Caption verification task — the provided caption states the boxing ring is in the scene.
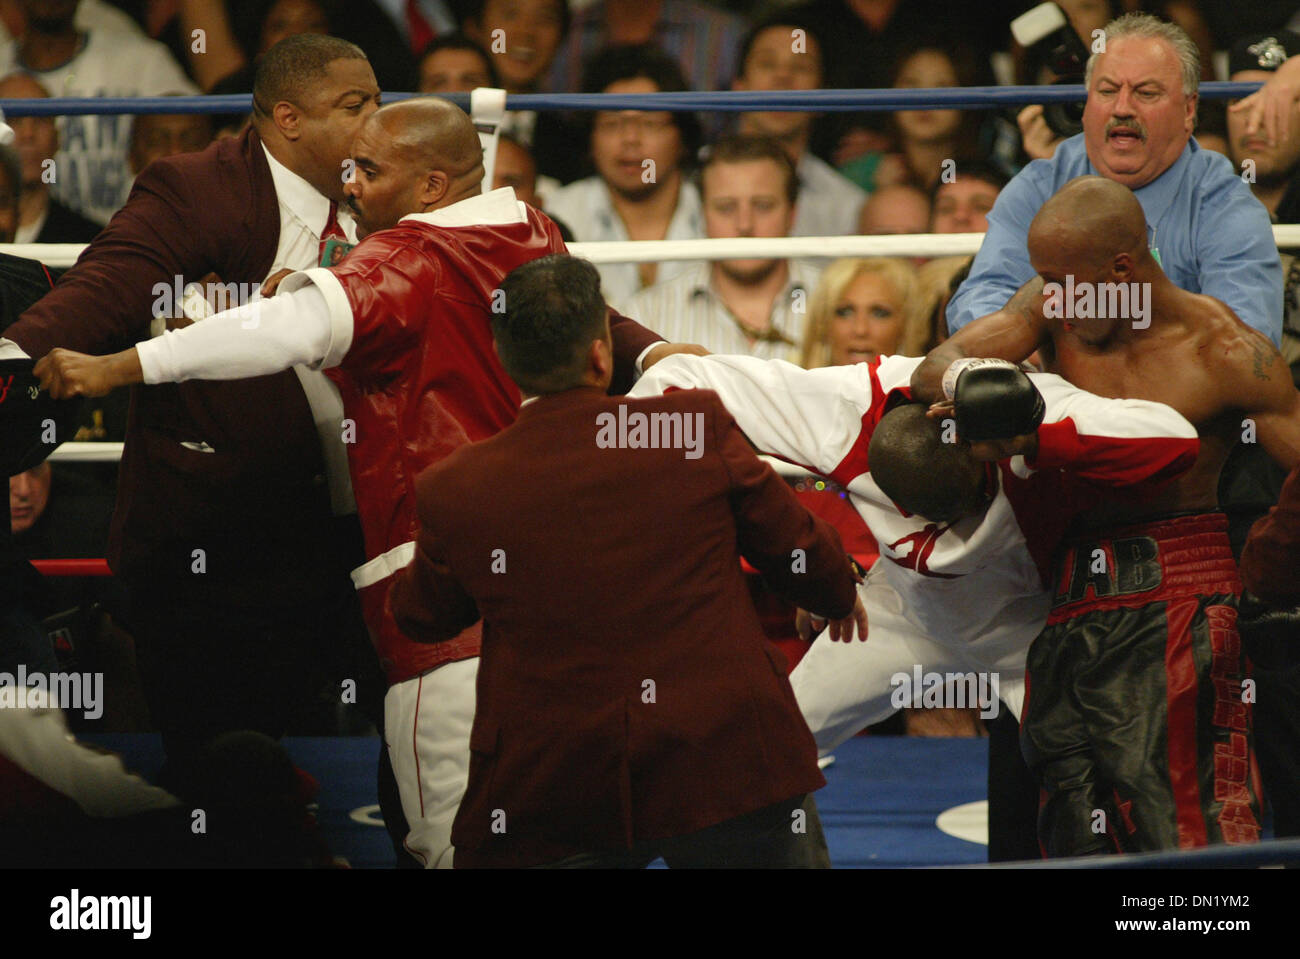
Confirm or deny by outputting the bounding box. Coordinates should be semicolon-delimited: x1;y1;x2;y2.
6;82;1300;868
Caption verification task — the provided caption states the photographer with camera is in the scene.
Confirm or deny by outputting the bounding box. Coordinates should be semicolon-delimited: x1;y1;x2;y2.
949;9;1281;346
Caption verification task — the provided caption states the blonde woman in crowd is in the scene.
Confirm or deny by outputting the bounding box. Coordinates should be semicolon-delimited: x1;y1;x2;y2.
800;257;929;369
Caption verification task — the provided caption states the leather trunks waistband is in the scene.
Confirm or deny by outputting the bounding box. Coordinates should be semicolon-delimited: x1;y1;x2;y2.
1049;512;1241;620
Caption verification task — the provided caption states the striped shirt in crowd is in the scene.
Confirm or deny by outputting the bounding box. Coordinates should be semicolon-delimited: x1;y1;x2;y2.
627;259;823;365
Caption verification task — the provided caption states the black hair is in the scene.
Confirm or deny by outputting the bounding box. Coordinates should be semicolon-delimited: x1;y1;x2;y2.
734;15;826;83
929;159;1009;206
492;255;608;394
418;32;501;88
253;33;367;118
579;43;703;162
867;403;983;522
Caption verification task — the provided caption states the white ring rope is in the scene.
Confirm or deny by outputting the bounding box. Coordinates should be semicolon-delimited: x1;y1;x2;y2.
11;225;1300;267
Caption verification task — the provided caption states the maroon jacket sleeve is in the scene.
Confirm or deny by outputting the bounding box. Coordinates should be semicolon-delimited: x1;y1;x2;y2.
4;161;216;358
1241;462;1300;607
607;308;664;396
713;395;857;619
388;464;482;643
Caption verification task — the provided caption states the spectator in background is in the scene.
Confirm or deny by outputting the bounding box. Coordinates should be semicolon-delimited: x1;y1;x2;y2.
461;0;578;185
799;257;927;369
547;0;748;103
546;44;703;309
417;32;498;92
841;42;996;195
0;73;101;244
787;0;1007;166
128;104;214;176
929;162;1006;234
627;135;818;362
491;132;569;234
0;0;198;225
1228;32;1300;222
731;17;867;237
857;183;930;240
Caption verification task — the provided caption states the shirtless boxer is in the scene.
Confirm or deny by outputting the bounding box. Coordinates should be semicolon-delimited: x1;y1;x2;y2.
31;98;695;868
912;175;1300;855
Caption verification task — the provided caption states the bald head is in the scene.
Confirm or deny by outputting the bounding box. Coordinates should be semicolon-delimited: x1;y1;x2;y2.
369;98;483;176
1029;175;1149;273
345;98;487;238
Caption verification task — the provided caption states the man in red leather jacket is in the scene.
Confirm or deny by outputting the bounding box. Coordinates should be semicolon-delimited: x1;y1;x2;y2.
38;97;694;868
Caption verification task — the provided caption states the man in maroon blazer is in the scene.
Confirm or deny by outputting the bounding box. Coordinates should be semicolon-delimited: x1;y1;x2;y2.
389;254;864;868
0;35;389;777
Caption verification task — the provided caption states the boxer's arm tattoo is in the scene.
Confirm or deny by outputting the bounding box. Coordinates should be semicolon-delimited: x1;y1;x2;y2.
1251;337;1277;381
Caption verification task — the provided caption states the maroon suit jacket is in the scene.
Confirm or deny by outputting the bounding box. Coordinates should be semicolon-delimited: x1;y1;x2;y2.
5;128;663;608
1241;461;1300;607
389;387;857;867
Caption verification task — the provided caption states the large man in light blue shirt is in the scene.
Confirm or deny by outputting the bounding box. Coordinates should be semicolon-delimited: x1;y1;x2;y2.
949;14;1282;345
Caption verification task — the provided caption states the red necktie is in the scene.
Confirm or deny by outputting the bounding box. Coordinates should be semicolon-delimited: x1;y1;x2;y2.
319;201;348;265
406;0;436;56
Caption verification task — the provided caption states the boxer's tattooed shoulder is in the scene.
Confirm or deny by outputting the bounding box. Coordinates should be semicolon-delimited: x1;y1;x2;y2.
1246;329;1277;382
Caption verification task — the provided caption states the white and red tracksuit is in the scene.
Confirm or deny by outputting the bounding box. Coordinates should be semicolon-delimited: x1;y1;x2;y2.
631;354;1199;749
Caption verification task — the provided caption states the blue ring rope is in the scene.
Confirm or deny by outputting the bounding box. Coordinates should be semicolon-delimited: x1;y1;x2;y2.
0;81;1265;117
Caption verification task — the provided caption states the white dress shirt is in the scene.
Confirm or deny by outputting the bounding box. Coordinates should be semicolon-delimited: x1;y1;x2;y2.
257;144;358;516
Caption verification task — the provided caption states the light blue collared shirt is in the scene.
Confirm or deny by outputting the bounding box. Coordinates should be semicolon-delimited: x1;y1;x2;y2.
947;135;1283;345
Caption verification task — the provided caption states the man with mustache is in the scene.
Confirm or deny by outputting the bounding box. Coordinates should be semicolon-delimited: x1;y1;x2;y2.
33;97;690;868
948;13;1281;346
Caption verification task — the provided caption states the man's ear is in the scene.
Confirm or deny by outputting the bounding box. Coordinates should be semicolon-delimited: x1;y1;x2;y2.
592;336;614;382
272;101;301;140
424;168;451;205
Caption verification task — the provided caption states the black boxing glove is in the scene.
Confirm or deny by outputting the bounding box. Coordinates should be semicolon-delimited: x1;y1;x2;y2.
944;358;1046;442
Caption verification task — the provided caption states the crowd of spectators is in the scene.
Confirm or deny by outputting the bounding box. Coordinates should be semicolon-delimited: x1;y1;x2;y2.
7;0;1300;750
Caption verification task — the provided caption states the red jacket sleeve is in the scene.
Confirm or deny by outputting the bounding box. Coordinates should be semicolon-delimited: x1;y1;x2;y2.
1241;461;1300;607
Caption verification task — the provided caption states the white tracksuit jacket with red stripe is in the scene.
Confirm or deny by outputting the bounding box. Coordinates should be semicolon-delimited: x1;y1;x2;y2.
632;354;1199;744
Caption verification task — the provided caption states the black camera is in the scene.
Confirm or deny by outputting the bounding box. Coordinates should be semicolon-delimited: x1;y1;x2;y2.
1012;2;1093;139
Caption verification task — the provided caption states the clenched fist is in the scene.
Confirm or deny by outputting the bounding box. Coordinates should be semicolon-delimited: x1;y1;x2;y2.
34;347;143;399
